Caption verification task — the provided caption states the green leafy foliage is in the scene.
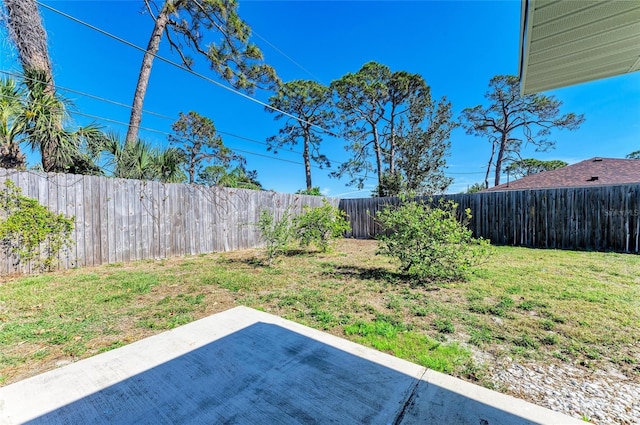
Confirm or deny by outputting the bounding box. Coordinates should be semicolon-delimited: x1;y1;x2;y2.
465;182;486;194
0;180;73;271
169;111;240;184
376;198;491;282
505;158;567;179
293;200;351;252
198;165;262;190
331;61;456;195
295;187;322;196
257;208;293;265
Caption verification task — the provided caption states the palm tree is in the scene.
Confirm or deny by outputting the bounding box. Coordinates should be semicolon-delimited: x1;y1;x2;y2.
21;72;103;174
0;77;27;168
4;0;60;169
155;147;186;183
99;133;185;183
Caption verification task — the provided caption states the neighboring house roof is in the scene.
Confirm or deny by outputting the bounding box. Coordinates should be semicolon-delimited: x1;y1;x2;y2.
519;0;640;95
485;157;640;191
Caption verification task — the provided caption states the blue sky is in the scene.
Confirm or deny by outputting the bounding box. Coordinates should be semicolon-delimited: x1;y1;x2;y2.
1;0;639;197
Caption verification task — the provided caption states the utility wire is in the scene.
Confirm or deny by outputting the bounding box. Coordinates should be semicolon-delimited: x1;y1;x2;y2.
4;5;462;170
34;0;338;138
0;89;377;180
1;79;485;178
189;0;322;81
62;108;361;177
251;30;322;82
2;70;485;176
0;69;363;174
2;2;483;180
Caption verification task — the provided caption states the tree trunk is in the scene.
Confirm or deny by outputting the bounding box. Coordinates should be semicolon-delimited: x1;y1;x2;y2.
494;134;508;186
303;128;312;190
4;0;60;171
372;125;383;187
484;140;496;189
125;1;171;146
4;0;54;94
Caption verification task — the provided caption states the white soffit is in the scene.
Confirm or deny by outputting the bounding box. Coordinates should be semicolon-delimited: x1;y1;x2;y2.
519;0;640;95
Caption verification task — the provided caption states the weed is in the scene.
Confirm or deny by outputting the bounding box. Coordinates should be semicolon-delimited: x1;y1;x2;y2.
513;334;539;349
310;309;337;330
469;327;493;346
386;295;403;312
469;302;490;314
411;305;429;317
434;319;455;334
540;319;556;331
540;333;559;345
489;296;514;317
583;347;602;360
553;350;569;362
98;340;125;353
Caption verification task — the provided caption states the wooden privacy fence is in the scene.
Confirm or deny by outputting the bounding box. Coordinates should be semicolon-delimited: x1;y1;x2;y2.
339;184;640;253
0;169;336;274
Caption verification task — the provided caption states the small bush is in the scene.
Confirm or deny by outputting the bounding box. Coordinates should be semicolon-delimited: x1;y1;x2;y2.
257;208;293;265
293;200;351;252
295;187;322;196
0;180;74;271
376;198;491;282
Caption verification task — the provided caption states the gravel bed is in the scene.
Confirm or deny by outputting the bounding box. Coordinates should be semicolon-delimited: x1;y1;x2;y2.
490;361;640;424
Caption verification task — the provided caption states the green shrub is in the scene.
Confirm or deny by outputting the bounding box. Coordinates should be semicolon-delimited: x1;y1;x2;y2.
257;208;293;265
295;187;322;196
0;180;74;271
293;200;351;252
376;198;491;282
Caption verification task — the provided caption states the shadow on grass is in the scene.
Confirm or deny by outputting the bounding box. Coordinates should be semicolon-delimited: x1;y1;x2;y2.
219;249;327;268
323;265;442;290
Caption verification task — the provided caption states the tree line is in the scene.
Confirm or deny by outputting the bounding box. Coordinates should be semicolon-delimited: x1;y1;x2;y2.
4;0;630;196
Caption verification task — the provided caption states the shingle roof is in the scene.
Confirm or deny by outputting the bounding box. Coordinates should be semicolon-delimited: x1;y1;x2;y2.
485;157;640;192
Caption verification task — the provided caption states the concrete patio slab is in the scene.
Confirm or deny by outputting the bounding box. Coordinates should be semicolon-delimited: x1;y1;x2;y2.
0;306;583;424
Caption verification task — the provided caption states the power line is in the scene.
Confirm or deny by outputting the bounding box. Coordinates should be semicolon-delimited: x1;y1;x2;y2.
3;5;467;175
0;69;357;173
0;89;377;182
251;30;322;82
34;0;338;138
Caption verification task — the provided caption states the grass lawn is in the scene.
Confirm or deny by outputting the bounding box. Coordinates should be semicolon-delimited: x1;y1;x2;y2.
1;239;638;388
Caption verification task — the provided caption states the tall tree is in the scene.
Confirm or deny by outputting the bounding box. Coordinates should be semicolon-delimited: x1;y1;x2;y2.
374;95;456;197
0;77;27;168
505;158;567;179
626;150;640;160
3;0;64;171
331;62;390;188
125;0;279;146
266;80;333;191
460;75;584;187
384;71;430;176
394;98;456;196
2;0;53;93
331;62;433;190
168;111;237;184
